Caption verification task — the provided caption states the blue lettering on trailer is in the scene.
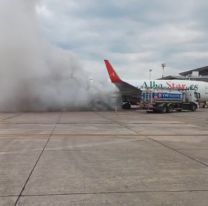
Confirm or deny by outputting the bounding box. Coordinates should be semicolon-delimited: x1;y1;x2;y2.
153;93;182;101
142;91;183;102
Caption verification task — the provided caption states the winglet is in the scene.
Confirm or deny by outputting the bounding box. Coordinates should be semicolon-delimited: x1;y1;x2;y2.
104;60;122;83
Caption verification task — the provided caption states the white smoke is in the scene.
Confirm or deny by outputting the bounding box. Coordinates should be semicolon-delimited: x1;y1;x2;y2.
0;0;118;111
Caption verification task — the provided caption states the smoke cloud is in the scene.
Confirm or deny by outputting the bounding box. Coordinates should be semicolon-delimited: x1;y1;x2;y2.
0;0;118;112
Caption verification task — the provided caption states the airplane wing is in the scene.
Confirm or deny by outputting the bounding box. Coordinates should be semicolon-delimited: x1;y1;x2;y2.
104;60;142;96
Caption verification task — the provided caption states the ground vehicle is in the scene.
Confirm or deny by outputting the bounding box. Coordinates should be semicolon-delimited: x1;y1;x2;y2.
141;89;199;113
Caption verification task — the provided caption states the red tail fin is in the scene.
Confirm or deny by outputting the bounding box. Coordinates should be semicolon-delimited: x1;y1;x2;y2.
104;60;122;83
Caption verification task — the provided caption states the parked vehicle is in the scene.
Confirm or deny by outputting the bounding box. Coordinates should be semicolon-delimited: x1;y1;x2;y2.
141;89;199;113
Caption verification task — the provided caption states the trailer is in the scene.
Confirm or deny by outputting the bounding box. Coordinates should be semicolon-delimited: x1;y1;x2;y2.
141;89;199;113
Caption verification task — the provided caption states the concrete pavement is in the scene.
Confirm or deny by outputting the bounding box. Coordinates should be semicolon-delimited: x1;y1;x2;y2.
0;110;208;205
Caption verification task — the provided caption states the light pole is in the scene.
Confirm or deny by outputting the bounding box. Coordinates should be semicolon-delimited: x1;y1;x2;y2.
149;69;152;80
161;63;166;78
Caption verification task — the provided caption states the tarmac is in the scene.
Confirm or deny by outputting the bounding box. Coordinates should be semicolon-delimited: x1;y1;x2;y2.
0;109;208;206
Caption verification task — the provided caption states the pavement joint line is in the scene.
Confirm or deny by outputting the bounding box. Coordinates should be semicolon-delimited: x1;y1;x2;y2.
1;114;23;121
0;150;43;155
0;195;18;198
0;139;146;155
0;122;113;125
178;148;208;151
44;139;146;151
86;112;208;136
149;138;208;168
0;122;192;125
0;134;208;138
16;189;208;197
2;189;208;198
14;112;63;206
13;137;51;206
94;112;138;135
0;133;208;137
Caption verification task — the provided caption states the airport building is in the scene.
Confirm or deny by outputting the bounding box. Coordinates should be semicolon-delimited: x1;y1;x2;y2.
160;66;208;82
179;66;208;82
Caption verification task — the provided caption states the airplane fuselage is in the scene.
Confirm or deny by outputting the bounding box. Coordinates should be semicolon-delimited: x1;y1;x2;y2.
124;79;208;102
104;60;208;104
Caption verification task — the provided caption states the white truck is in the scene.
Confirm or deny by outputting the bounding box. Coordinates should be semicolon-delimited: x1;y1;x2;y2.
141;89;200;113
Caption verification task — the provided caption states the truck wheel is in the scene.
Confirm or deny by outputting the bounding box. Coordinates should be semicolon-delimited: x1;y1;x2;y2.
190;104;197;112
167;104;174;113
122;102;131;109
152;109;157;113
203;104;208;108
161;106;167;113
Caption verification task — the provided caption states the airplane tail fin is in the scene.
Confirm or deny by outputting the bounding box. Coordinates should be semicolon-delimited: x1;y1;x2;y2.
104;60;122;83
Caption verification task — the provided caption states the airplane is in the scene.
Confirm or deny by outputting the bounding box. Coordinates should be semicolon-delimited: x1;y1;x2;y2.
104;60;208;109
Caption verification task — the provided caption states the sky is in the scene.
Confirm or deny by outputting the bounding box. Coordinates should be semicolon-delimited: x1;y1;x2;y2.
36;0;208;80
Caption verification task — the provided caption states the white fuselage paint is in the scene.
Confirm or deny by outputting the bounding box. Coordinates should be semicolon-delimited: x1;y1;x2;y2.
124;79;208;102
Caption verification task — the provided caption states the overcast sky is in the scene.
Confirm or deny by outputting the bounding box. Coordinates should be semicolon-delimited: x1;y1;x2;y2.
36;0;208;80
